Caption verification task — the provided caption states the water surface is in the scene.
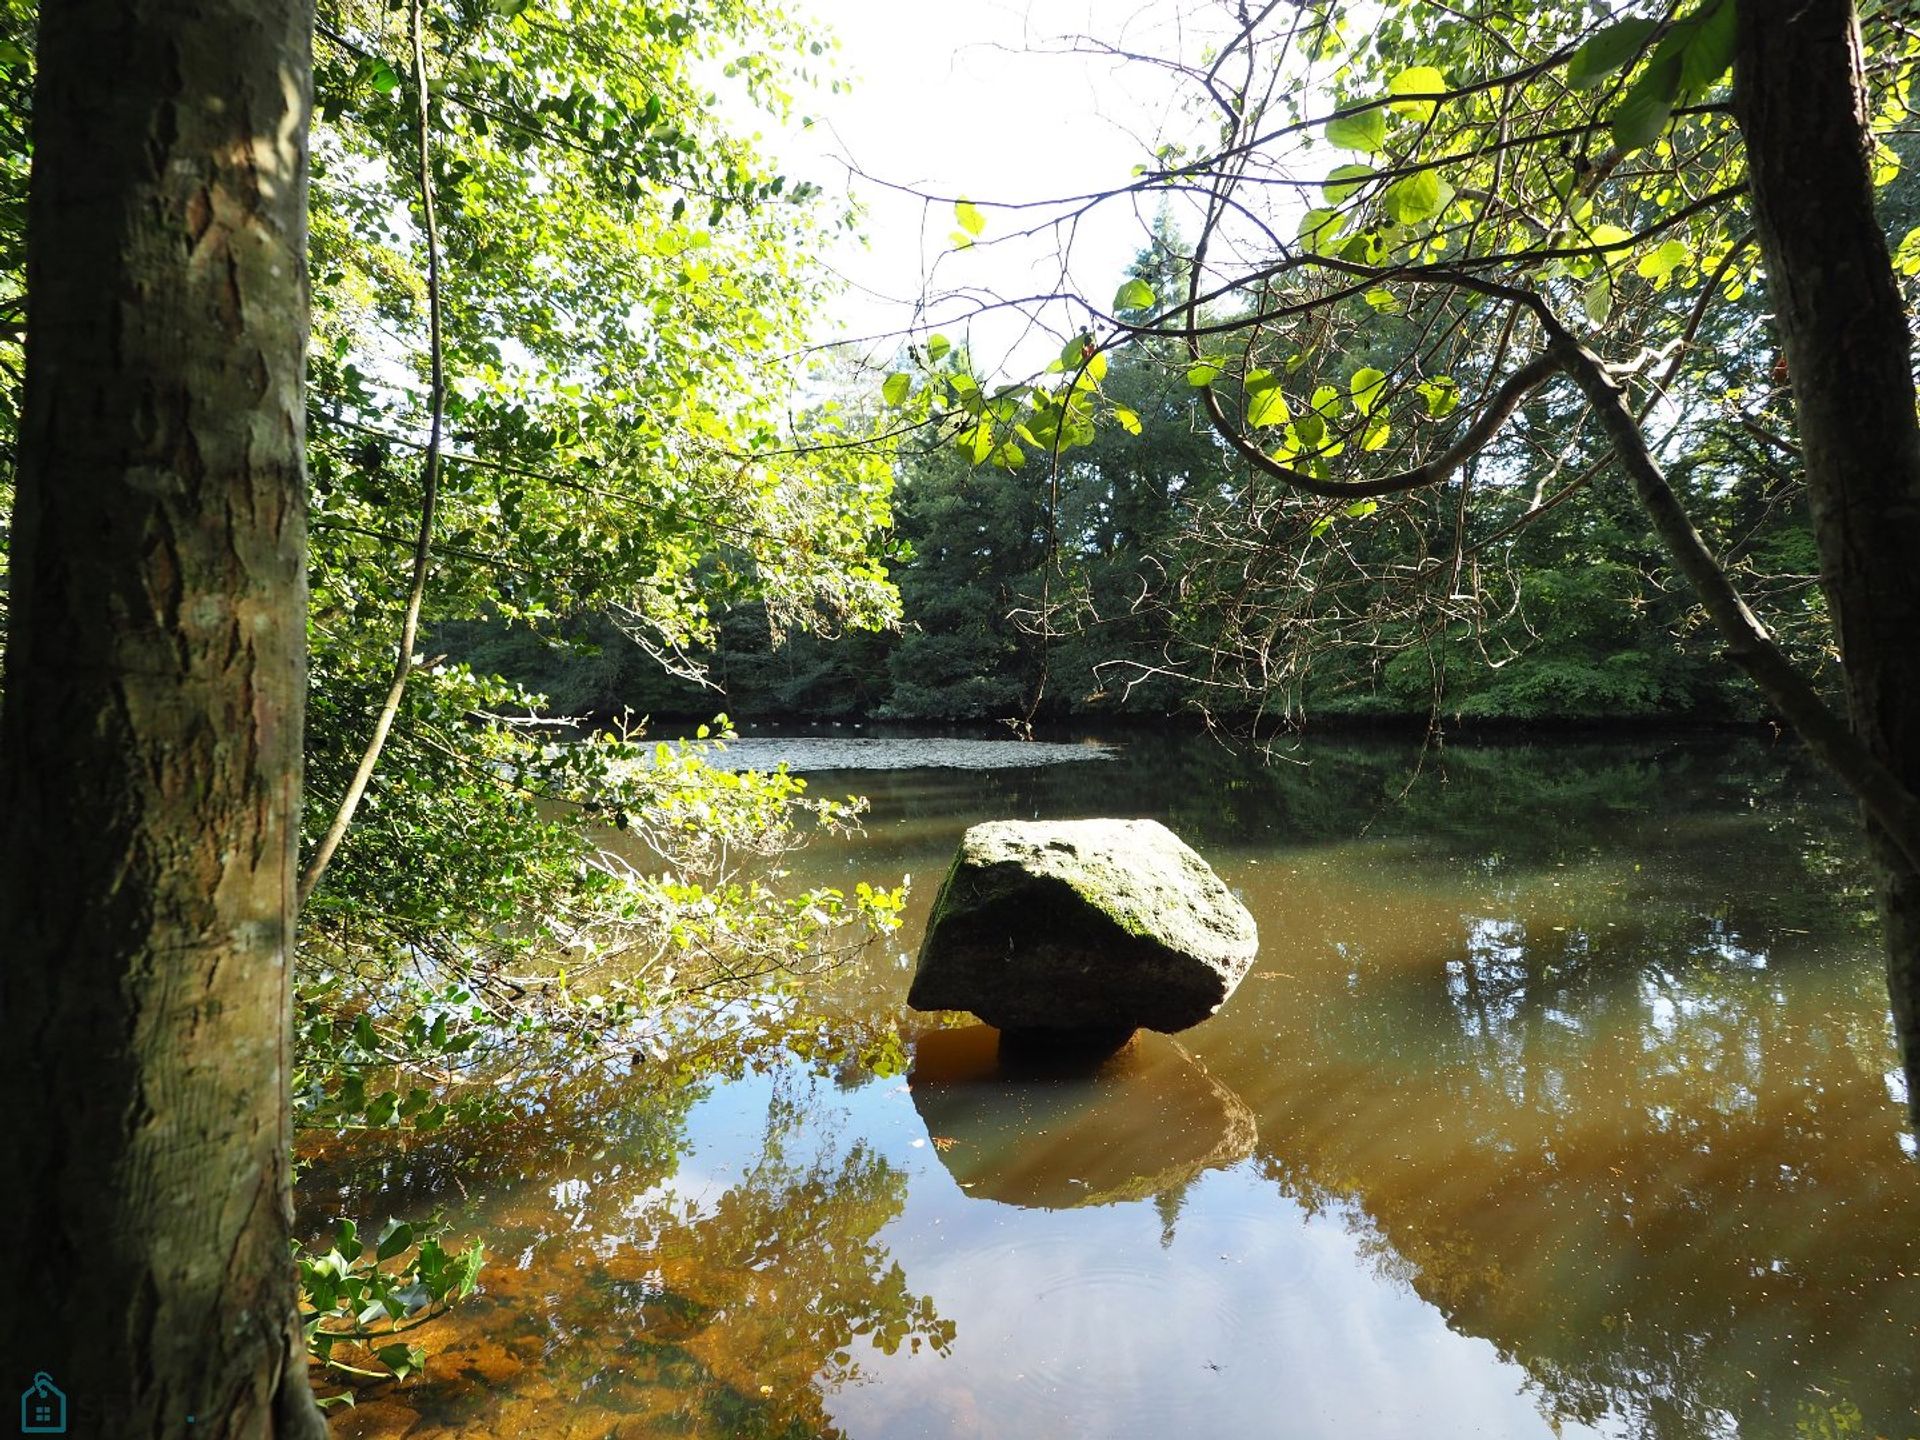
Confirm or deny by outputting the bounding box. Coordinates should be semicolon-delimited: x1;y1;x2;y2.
307;734;1920;1440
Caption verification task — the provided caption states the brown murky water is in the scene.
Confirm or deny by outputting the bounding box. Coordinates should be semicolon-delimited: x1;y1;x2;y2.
304;734;1920;1440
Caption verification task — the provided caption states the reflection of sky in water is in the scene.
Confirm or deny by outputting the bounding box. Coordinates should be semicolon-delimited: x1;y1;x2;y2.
839;1164;1625;1440
643;1063;1624;1439
312;736;1920;1440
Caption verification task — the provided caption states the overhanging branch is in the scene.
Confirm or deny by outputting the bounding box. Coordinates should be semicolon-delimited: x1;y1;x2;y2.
1197;342;1564;501
1554;328;1920;874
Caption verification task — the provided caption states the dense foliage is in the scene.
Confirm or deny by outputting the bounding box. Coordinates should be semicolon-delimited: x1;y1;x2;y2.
460;254;1825;727
1;0;911;1390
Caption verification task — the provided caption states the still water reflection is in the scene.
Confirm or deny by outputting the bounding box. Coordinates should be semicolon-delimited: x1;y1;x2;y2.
307;734;1920;1440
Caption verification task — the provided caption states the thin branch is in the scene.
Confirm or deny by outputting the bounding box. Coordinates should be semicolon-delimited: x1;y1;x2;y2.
300;0;446;907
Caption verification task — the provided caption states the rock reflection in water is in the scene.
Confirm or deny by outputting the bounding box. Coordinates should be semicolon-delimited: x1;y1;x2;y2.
906;1025;1255;1210
313;736;1920;1440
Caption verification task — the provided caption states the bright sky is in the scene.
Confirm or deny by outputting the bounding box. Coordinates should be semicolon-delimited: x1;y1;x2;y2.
760;0;1212;380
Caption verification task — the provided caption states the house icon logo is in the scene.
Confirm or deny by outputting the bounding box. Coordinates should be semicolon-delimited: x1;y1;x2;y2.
19;1372;66;1433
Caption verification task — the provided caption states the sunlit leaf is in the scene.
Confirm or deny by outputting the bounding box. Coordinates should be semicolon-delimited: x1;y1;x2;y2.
1324;106;1388;153
1298;206;1348;253
1322;163;1375;205
1381;171;1451;225
1350;366;1387;415
1245;369;1291;428
1416;377;1459;418
1388;66;1446;120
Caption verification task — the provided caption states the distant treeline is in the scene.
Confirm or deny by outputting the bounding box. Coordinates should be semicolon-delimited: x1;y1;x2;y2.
440;259;1833;731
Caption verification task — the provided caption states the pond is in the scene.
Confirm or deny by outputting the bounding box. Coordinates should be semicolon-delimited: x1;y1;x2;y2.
305;732;1920;1440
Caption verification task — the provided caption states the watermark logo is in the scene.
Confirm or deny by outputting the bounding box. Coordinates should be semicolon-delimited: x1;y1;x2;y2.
18;1373;66;1434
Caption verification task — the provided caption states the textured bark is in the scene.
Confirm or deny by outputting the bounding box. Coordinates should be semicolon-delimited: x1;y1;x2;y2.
0;0;326;1435
1736;0;1920;1122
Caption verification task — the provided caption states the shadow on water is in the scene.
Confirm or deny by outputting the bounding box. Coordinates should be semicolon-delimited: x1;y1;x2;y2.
309;734;1920;1440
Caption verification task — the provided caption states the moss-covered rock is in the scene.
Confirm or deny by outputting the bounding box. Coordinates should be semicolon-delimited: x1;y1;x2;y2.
906;818;1258;1035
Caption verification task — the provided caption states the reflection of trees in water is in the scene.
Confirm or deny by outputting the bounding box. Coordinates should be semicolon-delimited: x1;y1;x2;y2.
1233;888;1918;1439
313;734;1910;1439
313;1061;951;1440
516;1082;953;1439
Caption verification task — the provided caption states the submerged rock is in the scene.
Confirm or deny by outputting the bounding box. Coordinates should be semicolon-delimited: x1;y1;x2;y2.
906;818;1258;1035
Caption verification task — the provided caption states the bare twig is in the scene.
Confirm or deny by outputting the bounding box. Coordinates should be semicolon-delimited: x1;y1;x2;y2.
300;0;446;906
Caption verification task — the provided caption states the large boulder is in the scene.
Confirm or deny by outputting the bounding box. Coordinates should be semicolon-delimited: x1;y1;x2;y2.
906;818;1258;1035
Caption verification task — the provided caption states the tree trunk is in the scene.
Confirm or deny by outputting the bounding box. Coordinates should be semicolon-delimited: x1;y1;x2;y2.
0;0;326;1434
1736;0;1920;1123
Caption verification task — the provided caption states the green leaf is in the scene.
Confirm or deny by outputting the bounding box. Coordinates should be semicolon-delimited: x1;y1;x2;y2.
1324;106;1388;154
369;60;401;94
1322;163;1375;205
1874;142;1901;189
1610;54;1681;152
925;333;951;363
1113;278;1156;312
1245;370;1291;429
1586;223;1635;267
1679;0;1736;92
1381;171;1451;225
1567;18;1659;89
954;199;986;237
1893;225;1920;277
1388;66;1446;121
377;1221;415;1262
1298;207;1348;253
1635;238;1691;283
1350;366;1388;415
1186;361;1222;387
1114;406;1143;435
1364;287;1402;313
881;372;911;407
1345;498;1380;518
1361;416;1392;451
375;1343;426;1380
1584;274;1614;326
1416;377;1459;418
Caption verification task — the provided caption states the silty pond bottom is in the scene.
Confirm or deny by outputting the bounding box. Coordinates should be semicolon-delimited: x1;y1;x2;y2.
303;733;1920;1440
